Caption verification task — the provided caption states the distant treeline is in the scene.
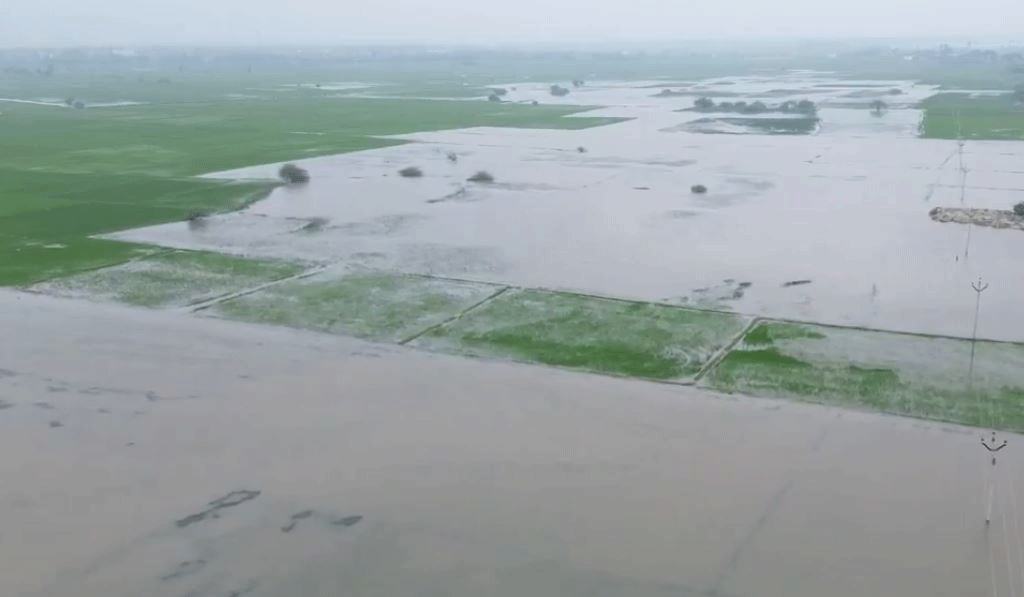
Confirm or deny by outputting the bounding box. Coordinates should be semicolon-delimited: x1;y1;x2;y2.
692;97;818;116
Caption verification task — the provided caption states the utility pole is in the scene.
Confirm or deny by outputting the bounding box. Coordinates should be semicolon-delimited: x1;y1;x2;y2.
982;431;1008;526
969;277;989;390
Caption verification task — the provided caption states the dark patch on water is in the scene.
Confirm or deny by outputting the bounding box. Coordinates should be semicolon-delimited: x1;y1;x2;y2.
34;401;55;410
332;515;363;527
0;400;13;410
672;279;751;306
782;279;812;287
175;490;261;528
665;209;701;219
160;559;207;581
47;385;68;393
49;420;63;428
726;177;775;192
0;368;17;378
281;509;315;532
334;214;426;236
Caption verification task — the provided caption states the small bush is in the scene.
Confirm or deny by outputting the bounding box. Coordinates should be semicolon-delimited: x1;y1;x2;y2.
446;152;458;163
577;146;587;153
550;85;570;97
399;166;423;178
1014;202;1024;217
279;163;310;184
186;211;209;230
691;184;708;194
490;87;508;97
300;217;329;232
694;97;715;111
467;171;494;183
487;93;502;102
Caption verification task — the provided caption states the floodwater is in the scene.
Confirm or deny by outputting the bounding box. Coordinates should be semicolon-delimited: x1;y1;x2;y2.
105;74;1024;341
1;289;1021;597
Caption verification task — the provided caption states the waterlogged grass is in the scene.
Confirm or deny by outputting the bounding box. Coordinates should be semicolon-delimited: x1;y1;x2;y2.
683;116;819;135
414;289;750;380
32;250;305;308
0;78;621;286
707;321;1024;431
921;93;1024;140
210;271;500;342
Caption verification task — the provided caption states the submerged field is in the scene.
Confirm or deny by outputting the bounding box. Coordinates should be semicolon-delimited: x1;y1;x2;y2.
706;321;1024;431
32;250;305;308
0;89;621;285
208;271;503;342
7;63;1024;431
413;289;751;380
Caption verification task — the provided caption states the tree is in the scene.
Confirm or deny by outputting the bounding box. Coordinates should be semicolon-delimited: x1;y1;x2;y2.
488;93;502;102
550;85;570;97
1014;202;1024;217
796;100;817;115
399;166;423;178
279;163;310;184
870;99;888;116
747;101;768;114
691;184;708;194
694;97;715;111
467;171;494;183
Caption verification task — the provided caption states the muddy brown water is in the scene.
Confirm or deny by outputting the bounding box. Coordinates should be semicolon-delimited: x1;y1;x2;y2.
1;290;1021;597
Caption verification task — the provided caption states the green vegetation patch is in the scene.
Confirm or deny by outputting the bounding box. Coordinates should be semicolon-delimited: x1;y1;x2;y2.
413;289;750;380
209;271;501;342
31;250;305;308
920;93;1024;140
681;116;820;135
0;86;621;287
706;321;1024;432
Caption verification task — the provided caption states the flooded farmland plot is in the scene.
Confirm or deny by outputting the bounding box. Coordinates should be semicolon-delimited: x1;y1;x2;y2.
705;320;1024;430
105;75;1024;342
7;60;1024;597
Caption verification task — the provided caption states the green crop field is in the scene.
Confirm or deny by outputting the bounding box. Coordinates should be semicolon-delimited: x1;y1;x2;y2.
920;92;1024;140
413;289;751;381
209;271;502;342
0;73;624;286
32;250;305;308
705;321;1024;432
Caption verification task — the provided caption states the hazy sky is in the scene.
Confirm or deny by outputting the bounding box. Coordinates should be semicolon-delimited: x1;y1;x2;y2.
3;0;1023;47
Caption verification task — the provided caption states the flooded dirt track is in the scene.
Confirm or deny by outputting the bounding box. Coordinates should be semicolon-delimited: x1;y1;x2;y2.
0;290;1019;597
